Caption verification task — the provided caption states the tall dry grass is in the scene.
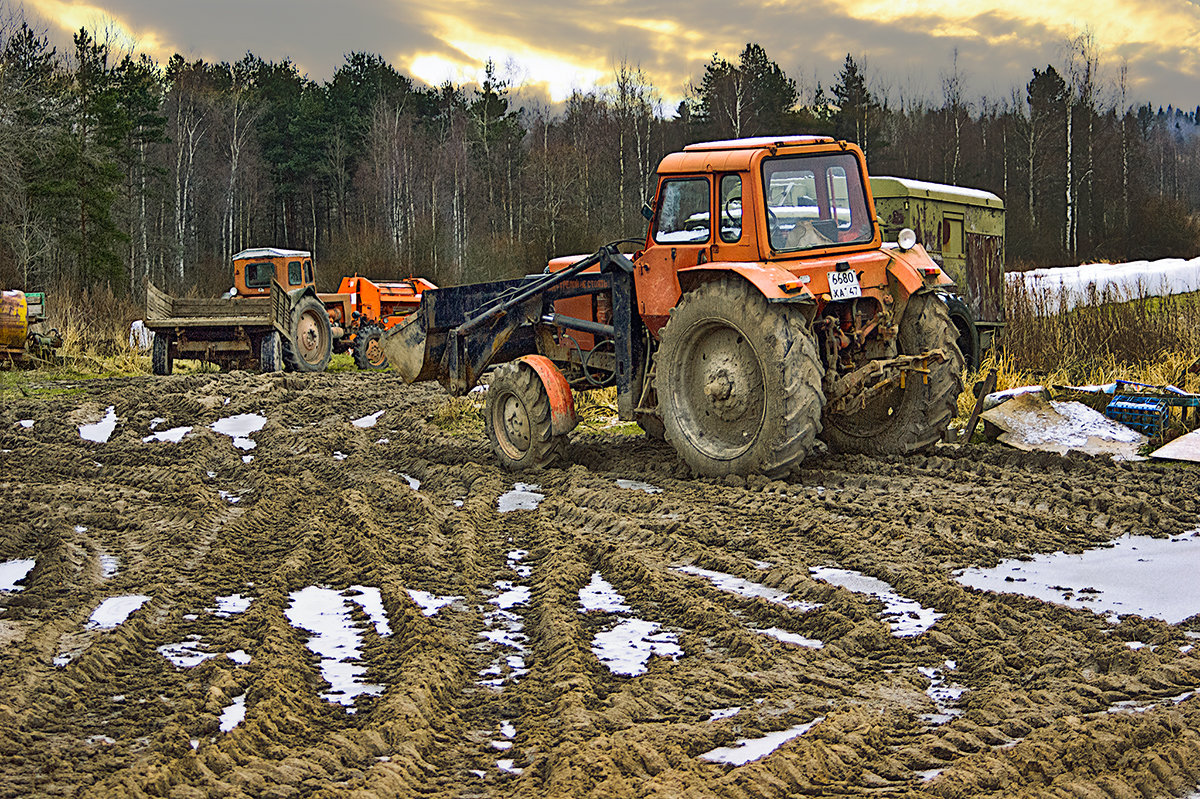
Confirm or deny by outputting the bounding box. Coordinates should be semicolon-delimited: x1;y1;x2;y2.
23;279;147;374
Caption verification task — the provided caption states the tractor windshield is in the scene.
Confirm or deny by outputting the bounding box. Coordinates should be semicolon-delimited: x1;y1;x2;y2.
762;153;874;252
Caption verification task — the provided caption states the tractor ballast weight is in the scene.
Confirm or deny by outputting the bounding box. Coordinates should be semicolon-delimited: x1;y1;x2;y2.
384;136;964;476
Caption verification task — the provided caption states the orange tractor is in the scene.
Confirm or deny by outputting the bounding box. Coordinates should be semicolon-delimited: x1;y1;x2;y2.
383;136;964;476
146;248;434;374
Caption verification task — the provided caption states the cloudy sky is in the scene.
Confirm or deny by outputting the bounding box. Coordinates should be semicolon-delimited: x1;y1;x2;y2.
20;0;1200;111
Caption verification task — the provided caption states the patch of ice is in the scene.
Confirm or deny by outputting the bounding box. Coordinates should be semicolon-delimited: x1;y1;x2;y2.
591;618;681;676
500;721;516;738
158;640;218;668
406;589;461;616
53;654;70;667
211;413;267;450
1106;690;1193;714
142;426;191;444
285;586;391;706
87;595;150;629
0;559;35;592
918;665;967;725
675;565;821;611
17;419;33;429
213;593;252;616
615;478;662;493
242;455;253;463
74;525;87;533
757;627;824;648
752;560;772;570
453;499;464;508
219;693;246;732
498;483;544;512
218;490;240;504
79;406;118;443
344;586;392;635
99;554;119;579
578;572;633;613
811;567;942;637
149;417;165;429
490;582;531;610
226;649;251;665
401;473;420;490
708;706;741;721
469;769;486;778
507;549;531;578
182;614;198;621
918;768;944;781
190;739;199;750
956;529;1200;625
496;759;522;774
333;451;347;461
352;411;384;428
491;740;513;750
699;716;825;765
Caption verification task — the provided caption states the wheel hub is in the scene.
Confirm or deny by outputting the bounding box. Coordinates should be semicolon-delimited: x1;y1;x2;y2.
500;394;531;452
676;321;764;456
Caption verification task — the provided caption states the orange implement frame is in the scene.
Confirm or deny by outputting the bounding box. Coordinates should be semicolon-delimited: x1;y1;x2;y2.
336;275;437;330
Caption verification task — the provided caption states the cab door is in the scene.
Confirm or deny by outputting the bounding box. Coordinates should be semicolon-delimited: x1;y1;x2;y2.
635;175;712;334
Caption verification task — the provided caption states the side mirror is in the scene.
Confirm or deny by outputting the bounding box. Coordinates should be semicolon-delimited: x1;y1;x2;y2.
640;202;654;222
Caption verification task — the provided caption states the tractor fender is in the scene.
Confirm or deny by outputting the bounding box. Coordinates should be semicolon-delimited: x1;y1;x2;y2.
885;243;955;298
677;262;817;318
517;354;578;435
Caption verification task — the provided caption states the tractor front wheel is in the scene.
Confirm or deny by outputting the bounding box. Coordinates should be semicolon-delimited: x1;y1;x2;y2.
352;325;388;370
822;292;965;455
484;361;568;470
283;296;332;372
657;278;825;477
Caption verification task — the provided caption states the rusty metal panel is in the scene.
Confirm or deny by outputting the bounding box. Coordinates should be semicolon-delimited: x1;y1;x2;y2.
965;232;1004;323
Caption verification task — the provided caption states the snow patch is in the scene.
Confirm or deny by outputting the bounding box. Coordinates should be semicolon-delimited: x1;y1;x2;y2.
401;473;420;490
699;716;825;765
591;619;681;676
498;483;544;512
811;567;942;637
675;565;821;611
213;593;253;616
351;411;384;428
79;406;118;443
708;706;741;721
406;589;461;616
219;693;246;732
211;413;267;450
757;627;824;648
285;585;392;707
16;419;33;429
87;595;150;629
142;426;191;443
0;559;35;592
615;478;662;493
578;572;633;613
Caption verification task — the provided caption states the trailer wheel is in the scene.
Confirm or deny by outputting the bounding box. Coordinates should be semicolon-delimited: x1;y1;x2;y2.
283;296;332;372
822;292;965;455
352;326;388;370
260;331;283;373
944;295;980;371
151;333;173;376
657;277;825;477
484;361;567;470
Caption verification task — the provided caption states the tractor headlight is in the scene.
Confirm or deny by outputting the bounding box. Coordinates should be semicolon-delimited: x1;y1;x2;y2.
897;228;917;251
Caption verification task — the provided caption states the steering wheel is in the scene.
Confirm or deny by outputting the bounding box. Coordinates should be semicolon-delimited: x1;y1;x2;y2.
722;194;742;220
766;207;781;247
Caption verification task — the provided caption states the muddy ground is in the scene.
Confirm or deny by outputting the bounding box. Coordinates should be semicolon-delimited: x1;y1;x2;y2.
3;371;1200;798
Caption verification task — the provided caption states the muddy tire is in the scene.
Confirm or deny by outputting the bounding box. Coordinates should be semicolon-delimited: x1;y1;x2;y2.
945;295;980;371
657;277;825;477
352;326;388;370
823;292;965;455
260;331;283;373
484;361;567;471
151;333;172;376
283;296;332;373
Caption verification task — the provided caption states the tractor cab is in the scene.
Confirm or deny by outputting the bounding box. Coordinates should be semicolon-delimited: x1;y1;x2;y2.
231;248;315;297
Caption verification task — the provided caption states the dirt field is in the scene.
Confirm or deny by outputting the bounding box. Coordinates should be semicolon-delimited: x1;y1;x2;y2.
4;370;1200;798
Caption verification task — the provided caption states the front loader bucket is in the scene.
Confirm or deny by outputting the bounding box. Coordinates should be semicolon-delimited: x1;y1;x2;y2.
381;311;443;384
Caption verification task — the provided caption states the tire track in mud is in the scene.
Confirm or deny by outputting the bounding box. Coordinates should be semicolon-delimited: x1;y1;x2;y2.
4;372;1200;797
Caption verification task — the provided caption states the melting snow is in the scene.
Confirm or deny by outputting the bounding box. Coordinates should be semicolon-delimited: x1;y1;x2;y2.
591;619;681;676
919;664;967;725
500;721;516;738
810;567;942;637
142;426;191;443
211;413;267;450
615;479;662;493
17;419;32;429
496;759;522;774
79;407;118;443
699;716;825;765
708;706;741;721
498;483;544;512
219;693;246;732
675;565;821;611
406;589;461;616
352;411;384;428
758;627;824;648
213;593;252;616
490;582;531;610
333;451;347;461
158;639;218;668
957;529;1200;624
344;586;392;635
1106;690;1193;714
578;572;633;613
99;554;119;579
285;586;392;707
87;595;150;629
0;559;35;592
401;473;420;490
227;650;252;665
218;490;240;504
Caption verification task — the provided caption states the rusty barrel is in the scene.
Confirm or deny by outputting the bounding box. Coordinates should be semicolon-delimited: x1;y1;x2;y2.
0;290;29;355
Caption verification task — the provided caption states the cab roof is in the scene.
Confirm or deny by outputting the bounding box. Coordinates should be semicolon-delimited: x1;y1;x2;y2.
232;247;311;261
682;135;835;152
659;136;846;175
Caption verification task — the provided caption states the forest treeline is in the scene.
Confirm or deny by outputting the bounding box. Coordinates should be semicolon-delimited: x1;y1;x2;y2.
1;11;1198;299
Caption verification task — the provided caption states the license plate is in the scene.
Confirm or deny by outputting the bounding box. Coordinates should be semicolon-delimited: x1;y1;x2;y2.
827;270;862;300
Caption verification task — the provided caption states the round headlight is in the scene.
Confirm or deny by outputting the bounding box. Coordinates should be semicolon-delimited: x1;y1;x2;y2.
897;228;917;251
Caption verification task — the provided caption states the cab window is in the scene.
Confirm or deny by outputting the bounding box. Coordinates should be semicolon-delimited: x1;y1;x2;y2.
654;178;711;244
719;174;742;243
288;261;302;285
246;262;274;288
303;260;314;284
762;153;874;252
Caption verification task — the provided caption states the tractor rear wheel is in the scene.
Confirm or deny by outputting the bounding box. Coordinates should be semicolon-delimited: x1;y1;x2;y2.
484;361;567;470
283;296;332;372
822;292;965;455
944;295;980;371
657;278;825;477
352;325;388;370
151;333;173;376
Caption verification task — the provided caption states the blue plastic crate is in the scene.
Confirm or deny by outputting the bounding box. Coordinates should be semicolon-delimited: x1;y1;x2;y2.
1105;395;1168;438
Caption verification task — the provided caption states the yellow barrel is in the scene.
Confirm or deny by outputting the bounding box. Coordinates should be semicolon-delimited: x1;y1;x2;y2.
0;290;29;354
